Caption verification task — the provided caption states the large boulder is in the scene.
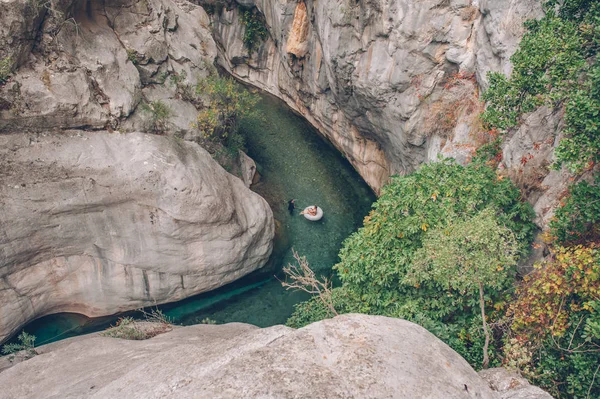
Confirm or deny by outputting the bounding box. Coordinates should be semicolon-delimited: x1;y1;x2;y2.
0;314;500;398
0;131;274;343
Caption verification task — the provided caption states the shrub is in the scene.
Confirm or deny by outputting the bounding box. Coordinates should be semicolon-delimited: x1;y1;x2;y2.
482;0;600;173
506;245;600;398
195;75;260;151
101;309;172;340
1;331;37;362
240;9;268;54
141;100;172;133
550;177;600;245
126;49;139;65
0;57;12;85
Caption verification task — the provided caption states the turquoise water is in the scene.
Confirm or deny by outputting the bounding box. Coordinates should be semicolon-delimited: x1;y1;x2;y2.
11;94;375;345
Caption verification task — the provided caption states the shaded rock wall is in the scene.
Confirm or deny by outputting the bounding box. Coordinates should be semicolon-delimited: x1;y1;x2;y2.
0;131;274;342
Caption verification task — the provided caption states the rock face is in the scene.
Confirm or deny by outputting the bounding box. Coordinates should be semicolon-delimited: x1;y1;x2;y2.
480;368;553;399
0;314;502;398
1;0;567;229
0;0;217;138
214;0;543;193
0;131;274;343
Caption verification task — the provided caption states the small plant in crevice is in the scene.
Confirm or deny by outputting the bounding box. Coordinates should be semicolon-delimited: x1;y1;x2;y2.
126;48;139;65
0;56;12;85
140;100;172;133
240;8;268;54
1;331;37;362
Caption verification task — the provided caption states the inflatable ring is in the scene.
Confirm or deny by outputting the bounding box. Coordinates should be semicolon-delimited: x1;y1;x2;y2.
302;206;323;221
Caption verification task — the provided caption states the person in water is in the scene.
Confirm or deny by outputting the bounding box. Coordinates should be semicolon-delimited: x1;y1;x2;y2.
301;205;318;216
288;199;295;215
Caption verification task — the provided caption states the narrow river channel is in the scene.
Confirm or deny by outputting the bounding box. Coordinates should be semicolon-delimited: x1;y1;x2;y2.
13;94;376;346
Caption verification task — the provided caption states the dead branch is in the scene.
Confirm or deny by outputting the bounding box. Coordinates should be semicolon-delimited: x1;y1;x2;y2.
280;249;339;317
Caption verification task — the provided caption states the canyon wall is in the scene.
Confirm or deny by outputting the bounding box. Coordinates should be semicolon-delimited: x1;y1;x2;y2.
214;0;543;193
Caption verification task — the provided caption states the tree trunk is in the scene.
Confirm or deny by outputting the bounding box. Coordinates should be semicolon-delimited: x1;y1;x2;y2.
479;281;490;369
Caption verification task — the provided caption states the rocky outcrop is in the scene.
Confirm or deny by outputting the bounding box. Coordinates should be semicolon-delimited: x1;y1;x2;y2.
213;0;543;193
0;0;216;137
480;368;553;399
0;314;502;398
0;131;274;343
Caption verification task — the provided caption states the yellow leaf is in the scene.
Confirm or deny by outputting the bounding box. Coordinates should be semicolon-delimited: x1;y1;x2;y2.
421;223;428;231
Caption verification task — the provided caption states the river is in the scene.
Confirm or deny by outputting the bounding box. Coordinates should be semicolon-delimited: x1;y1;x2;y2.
12;94;375;346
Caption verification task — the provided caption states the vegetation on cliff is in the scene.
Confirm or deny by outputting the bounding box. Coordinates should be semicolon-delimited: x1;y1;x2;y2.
287;1;599;397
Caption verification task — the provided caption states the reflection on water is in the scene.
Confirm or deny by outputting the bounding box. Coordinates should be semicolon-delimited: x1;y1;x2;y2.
12;94;375;345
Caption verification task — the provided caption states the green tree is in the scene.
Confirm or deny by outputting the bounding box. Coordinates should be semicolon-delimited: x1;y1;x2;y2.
408;209;519;368
195;75;260;150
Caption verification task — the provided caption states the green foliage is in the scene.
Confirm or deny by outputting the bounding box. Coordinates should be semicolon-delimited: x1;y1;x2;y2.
1;331;37;362
126;49;139;65
507;245;600;398
240;9;268;53
409;209;518;296
195;75;259;152
550;177;600;245
409;209;519;367
554;64;600;172
482;0;600;172
141;100;172;133
0;56;12;85
289;160;535;367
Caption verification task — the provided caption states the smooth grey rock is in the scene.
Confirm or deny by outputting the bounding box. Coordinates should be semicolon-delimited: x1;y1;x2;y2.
238;149;257;187
480;368;553;399
0;131;274;343
0;315;499;398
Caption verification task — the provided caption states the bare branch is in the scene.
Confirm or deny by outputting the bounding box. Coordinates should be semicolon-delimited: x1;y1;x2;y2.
279;249;338;317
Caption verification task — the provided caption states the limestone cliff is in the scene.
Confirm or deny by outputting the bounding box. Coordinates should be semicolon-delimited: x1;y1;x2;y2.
0;132;274;343
213;0;543;193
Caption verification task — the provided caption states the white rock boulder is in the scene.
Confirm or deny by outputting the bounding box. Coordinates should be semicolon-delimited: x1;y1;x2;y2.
0;131;274;343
